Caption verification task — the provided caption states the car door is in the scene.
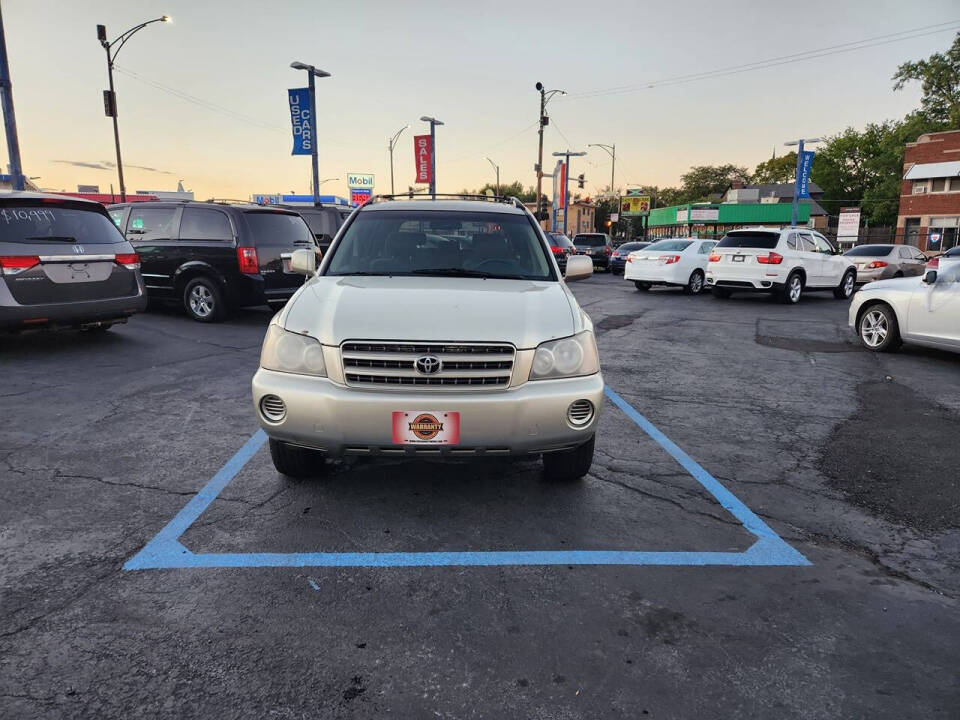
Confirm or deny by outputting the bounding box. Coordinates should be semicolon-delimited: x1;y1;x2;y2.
797;232;824;286
906;265;960;348
177;207;237;282
696;241;716;270
899;246;925;276
813;233;844;286
125;205;181;296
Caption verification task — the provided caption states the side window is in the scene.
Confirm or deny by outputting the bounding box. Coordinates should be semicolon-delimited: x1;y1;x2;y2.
813;235;835;254
798;233;817;252
899;247;913;259
786;232;798;250
108;209;125;230
127;207;177;241
698;241;715;254
179;208;233;241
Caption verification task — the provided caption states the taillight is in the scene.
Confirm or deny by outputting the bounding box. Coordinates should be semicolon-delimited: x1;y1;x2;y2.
0;255;40;275
660;255;681;264
708;253;721;262
237;246;259;274
551;246;563;255
115;252;140;269
866;260;887;269
626;255;634;263
604;246;612;255
756;252;784;265
927;256;939;269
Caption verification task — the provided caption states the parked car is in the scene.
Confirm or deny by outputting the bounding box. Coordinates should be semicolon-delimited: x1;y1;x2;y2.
706;227;856;304
276;203;349;256
610;241;650;275
844;244;927;283
849;264;960;353
623;238;715;293
1;192;146;333
108;201;314;322
252;197;602;482
545;231;575;273
572;233;614;271
927;245;960;273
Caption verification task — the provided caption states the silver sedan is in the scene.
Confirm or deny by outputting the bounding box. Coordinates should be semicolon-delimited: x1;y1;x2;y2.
844;244;927;284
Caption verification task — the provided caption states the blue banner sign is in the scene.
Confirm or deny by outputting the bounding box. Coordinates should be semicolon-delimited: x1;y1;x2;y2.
288;88;312;156
796;150;815;199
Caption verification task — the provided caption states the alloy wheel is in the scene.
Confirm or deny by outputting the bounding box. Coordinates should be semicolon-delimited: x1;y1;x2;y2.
789;276;802;302
861;310;888;347
843;273;855;297
189;284;214;318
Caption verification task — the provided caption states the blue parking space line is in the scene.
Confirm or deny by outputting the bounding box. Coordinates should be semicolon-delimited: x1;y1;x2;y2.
124;385;809;571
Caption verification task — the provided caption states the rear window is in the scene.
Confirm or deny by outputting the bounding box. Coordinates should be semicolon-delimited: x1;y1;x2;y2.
644;239;693;252
716;232;780;250
243;211;313;246
574;235;605;246
617;242;647;253
845;245;894;257
0;204;124;244
547;233;573;249
944;246;960;257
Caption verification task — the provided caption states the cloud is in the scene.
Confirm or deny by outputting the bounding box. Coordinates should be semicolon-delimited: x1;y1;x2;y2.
125;163;173;175
53;160;174;175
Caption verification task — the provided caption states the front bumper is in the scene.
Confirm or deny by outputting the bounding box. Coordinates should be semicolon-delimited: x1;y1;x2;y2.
252;369;604;457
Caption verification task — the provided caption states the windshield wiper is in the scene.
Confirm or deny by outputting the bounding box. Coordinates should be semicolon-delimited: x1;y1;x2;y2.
24;235;78;243
330;271;394;276
411;267;523;279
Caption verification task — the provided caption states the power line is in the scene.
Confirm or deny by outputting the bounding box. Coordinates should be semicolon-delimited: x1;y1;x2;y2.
562;21;960;102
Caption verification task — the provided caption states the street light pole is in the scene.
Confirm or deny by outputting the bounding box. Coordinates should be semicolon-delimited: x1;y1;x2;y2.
485;157;500;196
784;136;822;227
588;143;616;195
420;116;443;199
552;149;586;236
534;82;566;220
0;4;24;191
291;61;331;206
97;15;170;202
388;124;409;195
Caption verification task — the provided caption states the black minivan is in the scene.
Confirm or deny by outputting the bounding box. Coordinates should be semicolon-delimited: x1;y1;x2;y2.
1;192;146;332
108;201;314;322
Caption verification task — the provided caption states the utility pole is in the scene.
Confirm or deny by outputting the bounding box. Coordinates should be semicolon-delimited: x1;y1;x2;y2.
388;124;409;195
485;157;500;196
0;4;23;191
420;116;443;199
98;15;170;202
534;82;565;220
784;136;822;227
552;149;586;236
291;61;332;206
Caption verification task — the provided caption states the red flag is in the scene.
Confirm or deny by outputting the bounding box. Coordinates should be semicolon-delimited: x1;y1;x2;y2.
414;134;433;184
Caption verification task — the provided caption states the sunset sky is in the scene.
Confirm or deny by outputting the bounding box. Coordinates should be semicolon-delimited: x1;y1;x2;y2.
2;0;957;201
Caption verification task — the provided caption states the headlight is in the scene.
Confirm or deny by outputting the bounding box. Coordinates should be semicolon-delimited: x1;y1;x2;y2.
260;325;327;377
529;331;600;380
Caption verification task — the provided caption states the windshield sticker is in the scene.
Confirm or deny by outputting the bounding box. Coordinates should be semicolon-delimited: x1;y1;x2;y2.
1;208;56;224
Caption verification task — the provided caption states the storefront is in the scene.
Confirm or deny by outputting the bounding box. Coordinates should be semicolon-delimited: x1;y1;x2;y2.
646;202;811;239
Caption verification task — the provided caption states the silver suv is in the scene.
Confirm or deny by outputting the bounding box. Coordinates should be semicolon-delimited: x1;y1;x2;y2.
252;196;602;482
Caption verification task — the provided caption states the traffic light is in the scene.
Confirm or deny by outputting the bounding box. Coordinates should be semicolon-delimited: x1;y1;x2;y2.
605;220;612;228
577;174;585;189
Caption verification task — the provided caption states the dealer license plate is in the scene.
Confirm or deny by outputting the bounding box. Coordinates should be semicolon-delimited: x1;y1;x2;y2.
392;411;461;445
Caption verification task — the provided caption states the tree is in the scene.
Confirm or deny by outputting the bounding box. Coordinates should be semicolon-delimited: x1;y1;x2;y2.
752;152;798;184
678;164;751;202
893;32;960;128
474;180;538;202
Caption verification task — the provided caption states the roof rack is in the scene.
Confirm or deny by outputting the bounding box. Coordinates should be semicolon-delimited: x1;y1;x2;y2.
365;192;527;212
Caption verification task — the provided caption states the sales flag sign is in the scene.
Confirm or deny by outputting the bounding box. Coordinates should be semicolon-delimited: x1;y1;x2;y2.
288;88;312;156
414;134;432;184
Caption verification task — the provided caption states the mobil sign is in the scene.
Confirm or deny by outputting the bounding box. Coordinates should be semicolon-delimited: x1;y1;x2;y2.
347;173;374;190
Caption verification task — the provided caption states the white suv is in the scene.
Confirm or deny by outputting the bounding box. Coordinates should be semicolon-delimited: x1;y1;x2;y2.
251;197;603;482
705;227;856;304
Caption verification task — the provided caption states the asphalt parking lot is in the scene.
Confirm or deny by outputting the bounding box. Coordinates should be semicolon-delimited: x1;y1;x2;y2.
2;272;958;719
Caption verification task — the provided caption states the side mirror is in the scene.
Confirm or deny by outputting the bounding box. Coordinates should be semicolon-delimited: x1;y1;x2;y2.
290;248;316;276
564;255;593;282
922;269;937;285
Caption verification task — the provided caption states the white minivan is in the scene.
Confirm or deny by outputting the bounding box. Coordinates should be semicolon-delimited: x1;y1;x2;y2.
706;227;856;304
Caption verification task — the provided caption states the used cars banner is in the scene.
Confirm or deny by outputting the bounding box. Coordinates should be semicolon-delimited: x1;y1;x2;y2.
288;88;312;156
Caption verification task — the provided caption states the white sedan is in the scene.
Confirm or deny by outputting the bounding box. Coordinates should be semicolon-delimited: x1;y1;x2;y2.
624;238;717;294
849;264;960;353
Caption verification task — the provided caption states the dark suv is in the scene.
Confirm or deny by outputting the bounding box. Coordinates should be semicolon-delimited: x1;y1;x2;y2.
108;201;314;322
572;233;614;271
276;204;351;256
1;192;146;333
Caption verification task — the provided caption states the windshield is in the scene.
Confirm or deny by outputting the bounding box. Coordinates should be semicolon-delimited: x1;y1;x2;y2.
643;239;693;252
299;210;341;238
716;232;780;249
325;209;554;280
0;204;124;244
573;235;606;246
243;211;313;246
845;245;894;257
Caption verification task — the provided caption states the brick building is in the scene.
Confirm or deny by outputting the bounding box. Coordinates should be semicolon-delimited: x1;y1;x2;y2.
897;129;960;253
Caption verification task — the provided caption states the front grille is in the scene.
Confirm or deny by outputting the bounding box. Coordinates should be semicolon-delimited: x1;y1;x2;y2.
341;341;515;391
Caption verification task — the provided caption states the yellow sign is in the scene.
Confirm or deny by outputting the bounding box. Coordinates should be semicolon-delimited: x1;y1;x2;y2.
620;196;650;216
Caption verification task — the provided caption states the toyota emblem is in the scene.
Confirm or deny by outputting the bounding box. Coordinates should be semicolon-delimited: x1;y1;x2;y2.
414;355;442;375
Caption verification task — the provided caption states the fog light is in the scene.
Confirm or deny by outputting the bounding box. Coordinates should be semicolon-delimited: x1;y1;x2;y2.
567;399;594;426
260;394;286;422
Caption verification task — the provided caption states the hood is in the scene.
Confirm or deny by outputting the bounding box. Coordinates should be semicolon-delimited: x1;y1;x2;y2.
281;275;581;349
860;276;924;292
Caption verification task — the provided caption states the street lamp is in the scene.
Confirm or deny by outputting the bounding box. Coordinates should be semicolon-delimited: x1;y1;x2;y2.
485;157;500;196
535;81;566;219
97;14;170;202
784;137;823;227
388;124;409;195
291;61;332;206
317;177;338;189
552;149;587;235
588;143;616;195
420;115;443;199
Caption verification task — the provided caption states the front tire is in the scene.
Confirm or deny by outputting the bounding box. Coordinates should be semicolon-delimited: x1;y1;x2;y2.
269;439;329;478
183;277;226;323
684;269;705;295
543;436;594;482
833;270;856;299
634;281;651;291
858;304;901;353
780;272;803;304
